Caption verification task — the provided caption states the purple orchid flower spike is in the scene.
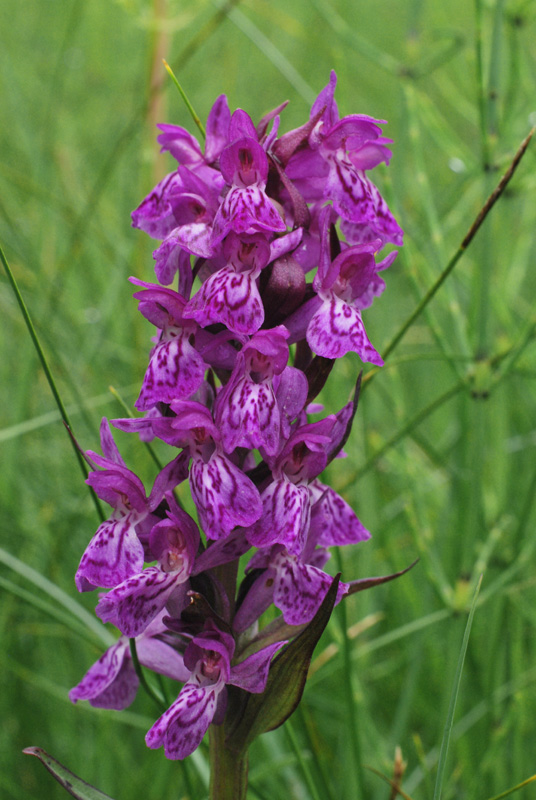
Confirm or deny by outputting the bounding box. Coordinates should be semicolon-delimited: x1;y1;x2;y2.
76;421;188;590
183;232;271;335
129;278;207;411
145;619;285;759
214;326;291;456
69;612;190;710
95;493;200;638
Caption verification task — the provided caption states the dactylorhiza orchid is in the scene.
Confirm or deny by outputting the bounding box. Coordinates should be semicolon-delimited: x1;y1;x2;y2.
70;71;407;796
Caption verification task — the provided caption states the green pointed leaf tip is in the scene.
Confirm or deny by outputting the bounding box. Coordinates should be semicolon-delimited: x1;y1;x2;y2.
23;748;115;800
226;575;341;754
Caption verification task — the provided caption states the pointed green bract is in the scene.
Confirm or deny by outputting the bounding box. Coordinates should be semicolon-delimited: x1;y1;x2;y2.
225;575;340;754
23;748;115;800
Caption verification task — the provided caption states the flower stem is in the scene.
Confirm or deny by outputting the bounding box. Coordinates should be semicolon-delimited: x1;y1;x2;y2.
209;725;248;800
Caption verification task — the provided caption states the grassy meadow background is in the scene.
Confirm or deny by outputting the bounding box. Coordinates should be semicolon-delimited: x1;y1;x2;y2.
1;0;536;797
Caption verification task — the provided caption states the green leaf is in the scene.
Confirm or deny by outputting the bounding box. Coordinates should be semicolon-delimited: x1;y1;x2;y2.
22;747;115;800
225;575;340;754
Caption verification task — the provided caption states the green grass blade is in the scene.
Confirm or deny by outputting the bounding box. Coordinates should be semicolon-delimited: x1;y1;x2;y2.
0;547;114;647
0;575;102;647
432;575;483;800
162;60;206;139
23;747;115;800
224;5;316;103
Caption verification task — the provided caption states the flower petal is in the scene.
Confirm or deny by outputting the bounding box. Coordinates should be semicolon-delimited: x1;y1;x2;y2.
96;567;180;638
135;333;206;411
190;453;262;540
145;682;220;759
75;515;144;590
307;295;383;364
69;640;139;711
184;265;264;335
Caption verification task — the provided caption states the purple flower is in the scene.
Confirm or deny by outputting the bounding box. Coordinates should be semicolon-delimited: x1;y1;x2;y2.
76;420;188;590
69;613;189;710
214;326;291;455
114;401;263;540
145;620;285;759
234;544;349;630
129;279;207;411
158;93;231;180
95;494;200;638
212;111;286;244
247;417;336;555
284;71;403;245
183;233;271;335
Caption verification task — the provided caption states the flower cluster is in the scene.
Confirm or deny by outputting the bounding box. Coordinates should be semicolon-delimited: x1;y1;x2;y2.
70;71;403;760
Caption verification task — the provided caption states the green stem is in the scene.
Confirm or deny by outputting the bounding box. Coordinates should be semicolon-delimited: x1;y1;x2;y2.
380;127;533;366
0;242;105;522
129;639;166;712
209;725;248;800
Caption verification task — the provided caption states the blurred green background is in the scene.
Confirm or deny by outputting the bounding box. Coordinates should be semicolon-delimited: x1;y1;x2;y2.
1;0;536;798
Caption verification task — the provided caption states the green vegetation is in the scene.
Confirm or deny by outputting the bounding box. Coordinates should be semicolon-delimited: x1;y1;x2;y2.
1;0;535;797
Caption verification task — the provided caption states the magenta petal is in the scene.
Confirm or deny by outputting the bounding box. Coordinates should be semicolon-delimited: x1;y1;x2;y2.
218;378;280;455
248;479;310;555
190;453;262;540
69;640;139;710
193;529;251;574
272;552;348;625
205;94;231;163
135;334;206;411
229;640;286;693
184;265;264;335
310;483;371;546
324;157;376;222
75;515;145;589
145;682;220;759
212;185;285;242
96;567;179;638
232;569;276;633
98;418;125;466
307;296;383;364
136;637;191;682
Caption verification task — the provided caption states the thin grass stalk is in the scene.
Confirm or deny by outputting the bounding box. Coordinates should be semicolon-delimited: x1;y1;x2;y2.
379;127;533;365
129;639;166;712
485;774;536;800
296;705;337;800
335;548;366;799
224;4;316;103
285;720;323;800
432;575;483;800
346;379;466;487
0;243;105;521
